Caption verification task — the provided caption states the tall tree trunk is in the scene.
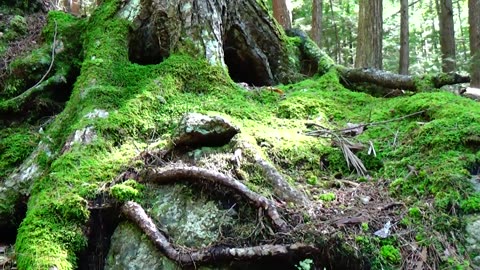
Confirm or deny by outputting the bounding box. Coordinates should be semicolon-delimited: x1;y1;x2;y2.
439;0;456;72
311;0;323;47
469;0;480;87
272;0;292;29
457;0;468;62
328;0;340;63
399;0;410;75
354;0;383;69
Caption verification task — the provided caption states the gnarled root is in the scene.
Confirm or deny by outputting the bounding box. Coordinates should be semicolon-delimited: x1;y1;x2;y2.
141;165;288;231
121;201;318;266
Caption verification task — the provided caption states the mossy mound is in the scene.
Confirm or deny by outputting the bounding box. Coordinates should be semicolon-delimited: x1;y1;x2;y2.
1;0;478;269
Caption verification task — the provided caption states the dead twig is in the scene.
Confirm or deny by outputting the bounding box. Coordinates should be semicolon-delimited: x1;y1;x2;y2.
28;19;58;91
334;109;429;134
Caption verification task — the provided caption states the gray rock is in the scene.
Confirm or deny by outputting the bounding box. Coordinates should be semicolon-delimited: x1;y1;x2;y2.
173;113;239;148
105;184;236;268
465;215;480;267
104;223;178;270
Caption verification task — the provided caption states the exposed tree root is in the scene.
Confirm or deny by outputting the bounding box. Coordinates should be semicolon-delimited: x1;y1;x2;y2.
121;201;318;266
141;165;288;231
253;155;310;206
237;144;311;207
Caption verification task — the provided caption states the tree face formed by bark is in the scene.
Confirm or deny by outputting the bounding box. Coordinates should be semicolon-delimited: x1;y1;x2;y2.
126;0;300;86
8;1;308;269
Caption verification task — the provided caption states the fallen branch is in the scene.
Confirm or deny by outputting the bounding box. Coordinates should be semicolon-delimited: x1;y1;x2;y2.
287;29;469;93
335;109;430;134
0;73;67;112
142;165;288;231
121;201;318;265
338;67;469;92
30;20;58;90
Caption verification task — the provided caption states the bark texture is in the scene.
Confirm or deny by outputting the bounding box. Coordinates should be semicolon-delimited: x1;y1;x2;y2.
439;0;456;72
399;0;409;75
126;0;300;86
469;0;480;87
355;0;383;69
272;0;292;29
311;0;323;47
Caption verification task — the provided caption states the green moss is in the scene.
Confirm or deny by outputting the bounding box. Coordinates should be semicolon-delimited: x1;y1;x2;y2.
317;192;336;202
110;179;144;202
10;0;479;268
0;127;39;178
361;222;369;232
3;15;27;41
306;173;318;185
408;207;422;219
461;193;480;214
379;245;401;265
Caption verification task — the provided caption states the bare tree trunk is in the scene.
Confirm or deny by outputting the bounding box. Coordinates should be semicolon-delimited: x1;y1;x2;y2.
272;0;292;29
439;0;456;72
311;0;323;47
399;0;410;75
354;0;383;69
328;0;340;63
457;0;468;62
469;0;480;87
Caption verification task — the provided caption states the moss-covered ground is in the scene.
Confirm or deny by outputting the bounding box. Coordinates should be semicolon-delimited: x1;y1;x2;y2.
0;0;479;269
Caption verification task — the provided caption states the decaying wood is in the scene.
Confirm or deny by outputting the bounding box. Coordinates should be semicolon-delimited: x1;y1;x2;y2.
121;201;318;265
287;29;470;93
337;67;470;92
141;165;288;231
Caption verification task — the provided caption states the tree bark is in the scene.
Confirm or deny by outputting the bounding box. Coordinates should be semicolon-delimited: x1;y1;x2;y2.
355;0;383;69
127;0;301;86
399;0;410;75
272;0;292;29
469;0;480;87
439;0;456;72
311;0;323;47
